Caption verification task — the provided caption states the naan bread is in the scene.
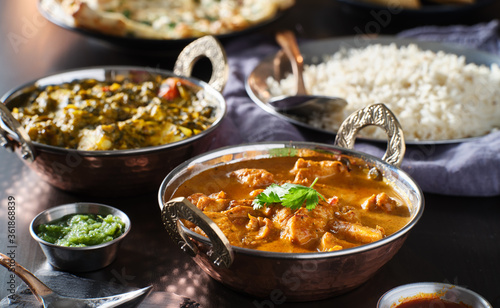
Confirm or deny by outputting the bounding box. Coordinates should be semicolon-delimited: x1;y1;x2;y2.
42;0;295;39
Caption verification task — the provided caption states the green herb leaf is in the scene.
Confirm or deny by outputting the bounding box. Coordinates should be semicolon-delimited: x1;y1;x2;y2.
252;183;286;209
122;9;131;19
252;178;325;211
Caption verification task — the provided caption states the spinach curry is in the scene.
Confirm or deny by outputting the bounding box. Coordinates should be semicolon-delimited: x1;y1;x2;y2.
12;76;216;150
174;156;412;253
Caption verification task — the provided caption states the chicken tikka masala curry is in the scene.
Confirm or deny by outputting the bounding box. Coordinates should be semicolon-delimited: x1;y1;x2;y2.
174;156;412;253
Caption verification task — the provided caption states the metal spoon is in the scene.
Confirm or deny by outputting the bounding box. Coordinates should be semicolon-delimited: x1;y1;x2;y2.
0;253;151;308
269;30;347;115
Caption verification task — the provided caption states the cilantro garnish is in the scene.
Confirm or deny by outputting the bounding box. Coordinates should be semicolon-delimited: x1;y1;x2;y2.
122;9;131;19
252;178;326;211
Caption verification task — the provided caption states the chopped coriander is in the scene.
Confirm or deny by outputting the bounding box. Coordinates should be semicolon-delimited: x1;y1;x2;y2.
122;9;131;19
252;178;326;211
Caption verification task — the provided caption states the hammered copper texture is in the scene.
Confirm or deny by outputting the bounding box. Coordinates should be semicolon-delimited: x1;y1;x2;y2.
17;130;217;196
191;235;408;301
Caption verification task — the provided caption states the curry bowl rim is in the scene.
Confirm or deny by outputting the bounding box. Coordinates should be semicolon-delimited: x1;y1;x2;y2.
0;65;227;156
158;140;425;259
377;282;493;308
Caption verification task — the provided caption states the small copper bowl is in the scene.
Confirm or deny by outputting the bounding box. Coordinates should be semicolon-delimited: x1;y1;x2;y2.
0;36;228;196
30;202;131;272
377;282;492;308
158;104;425;301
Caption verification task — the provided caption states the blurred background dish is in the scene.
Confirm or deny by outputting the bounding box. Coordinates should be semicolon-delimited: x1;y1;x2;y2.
246;35;500;145
38;0;294;50
335;0;494;17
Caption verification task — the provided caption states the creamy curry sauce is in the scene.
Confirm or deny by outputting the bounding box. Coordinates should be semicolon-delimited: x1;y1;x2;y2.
173;156;411;253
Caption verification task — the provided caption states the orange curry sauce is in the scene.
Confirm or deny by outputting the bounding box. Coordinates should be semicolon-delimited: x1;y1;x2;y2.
396;296;472;308
173;156;412;253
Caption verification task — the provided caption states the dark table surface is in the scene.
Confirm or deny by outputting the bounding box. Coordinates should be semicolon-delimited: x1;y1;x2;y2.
1;0;500;307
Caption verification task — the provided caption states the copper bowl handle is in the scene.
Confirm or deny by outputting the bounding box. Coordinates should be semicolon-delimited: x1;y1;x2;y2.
174;36;229;93
334;104;405;167
0;103;36;162
161;197;234;268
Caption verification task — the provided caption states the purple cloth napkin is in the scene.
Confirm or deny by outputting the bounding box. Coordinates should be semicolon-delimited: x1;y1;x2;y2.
220;34;307;144
398;20;500;53
217;22;500;197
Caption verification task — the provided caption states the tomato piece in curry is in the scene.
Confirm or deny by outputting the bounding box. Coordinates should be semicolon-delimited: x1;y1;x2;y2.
173;156;412;253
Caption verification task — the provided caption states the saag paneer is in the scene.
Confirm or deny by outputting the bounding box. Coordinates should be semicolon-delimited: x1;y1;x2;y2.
174;156;412;253
12;76;216;150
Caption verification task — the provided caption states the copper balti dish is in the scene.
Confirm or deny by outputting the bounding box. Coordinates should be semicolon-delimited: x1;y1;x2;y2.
158;104;425;301
0;36;228;196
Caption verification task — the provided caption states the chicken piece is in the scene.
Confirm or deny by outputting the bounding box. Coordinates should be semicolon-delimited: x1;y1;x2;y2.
331;221;384;244
200;214;245;244
229;198;275;219
281;208;320;245
224;205;256;219
247;215;274;240
361;193;399;213
273;207;294;226
335;205;361;223
319;233;343;251
187;192;230;212
318;232;357;252
246;214;260;231
203;205;255;229
310;201;338;223
206;210;275;248
209;191;227;199
281;202;337;246
249;189;264;198
290;158;349;185
230;168;275;188
184;200;256;241
202;206;260;244
228;199;254;208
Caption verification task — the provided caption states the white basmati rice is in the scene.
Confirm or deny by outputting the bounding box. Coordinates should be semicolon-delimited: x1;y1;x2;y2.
266;43;500;141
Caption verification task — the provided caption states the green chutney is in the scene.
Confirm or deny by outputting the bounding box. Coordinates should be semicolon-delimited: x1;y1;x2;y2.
36;214;126;247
